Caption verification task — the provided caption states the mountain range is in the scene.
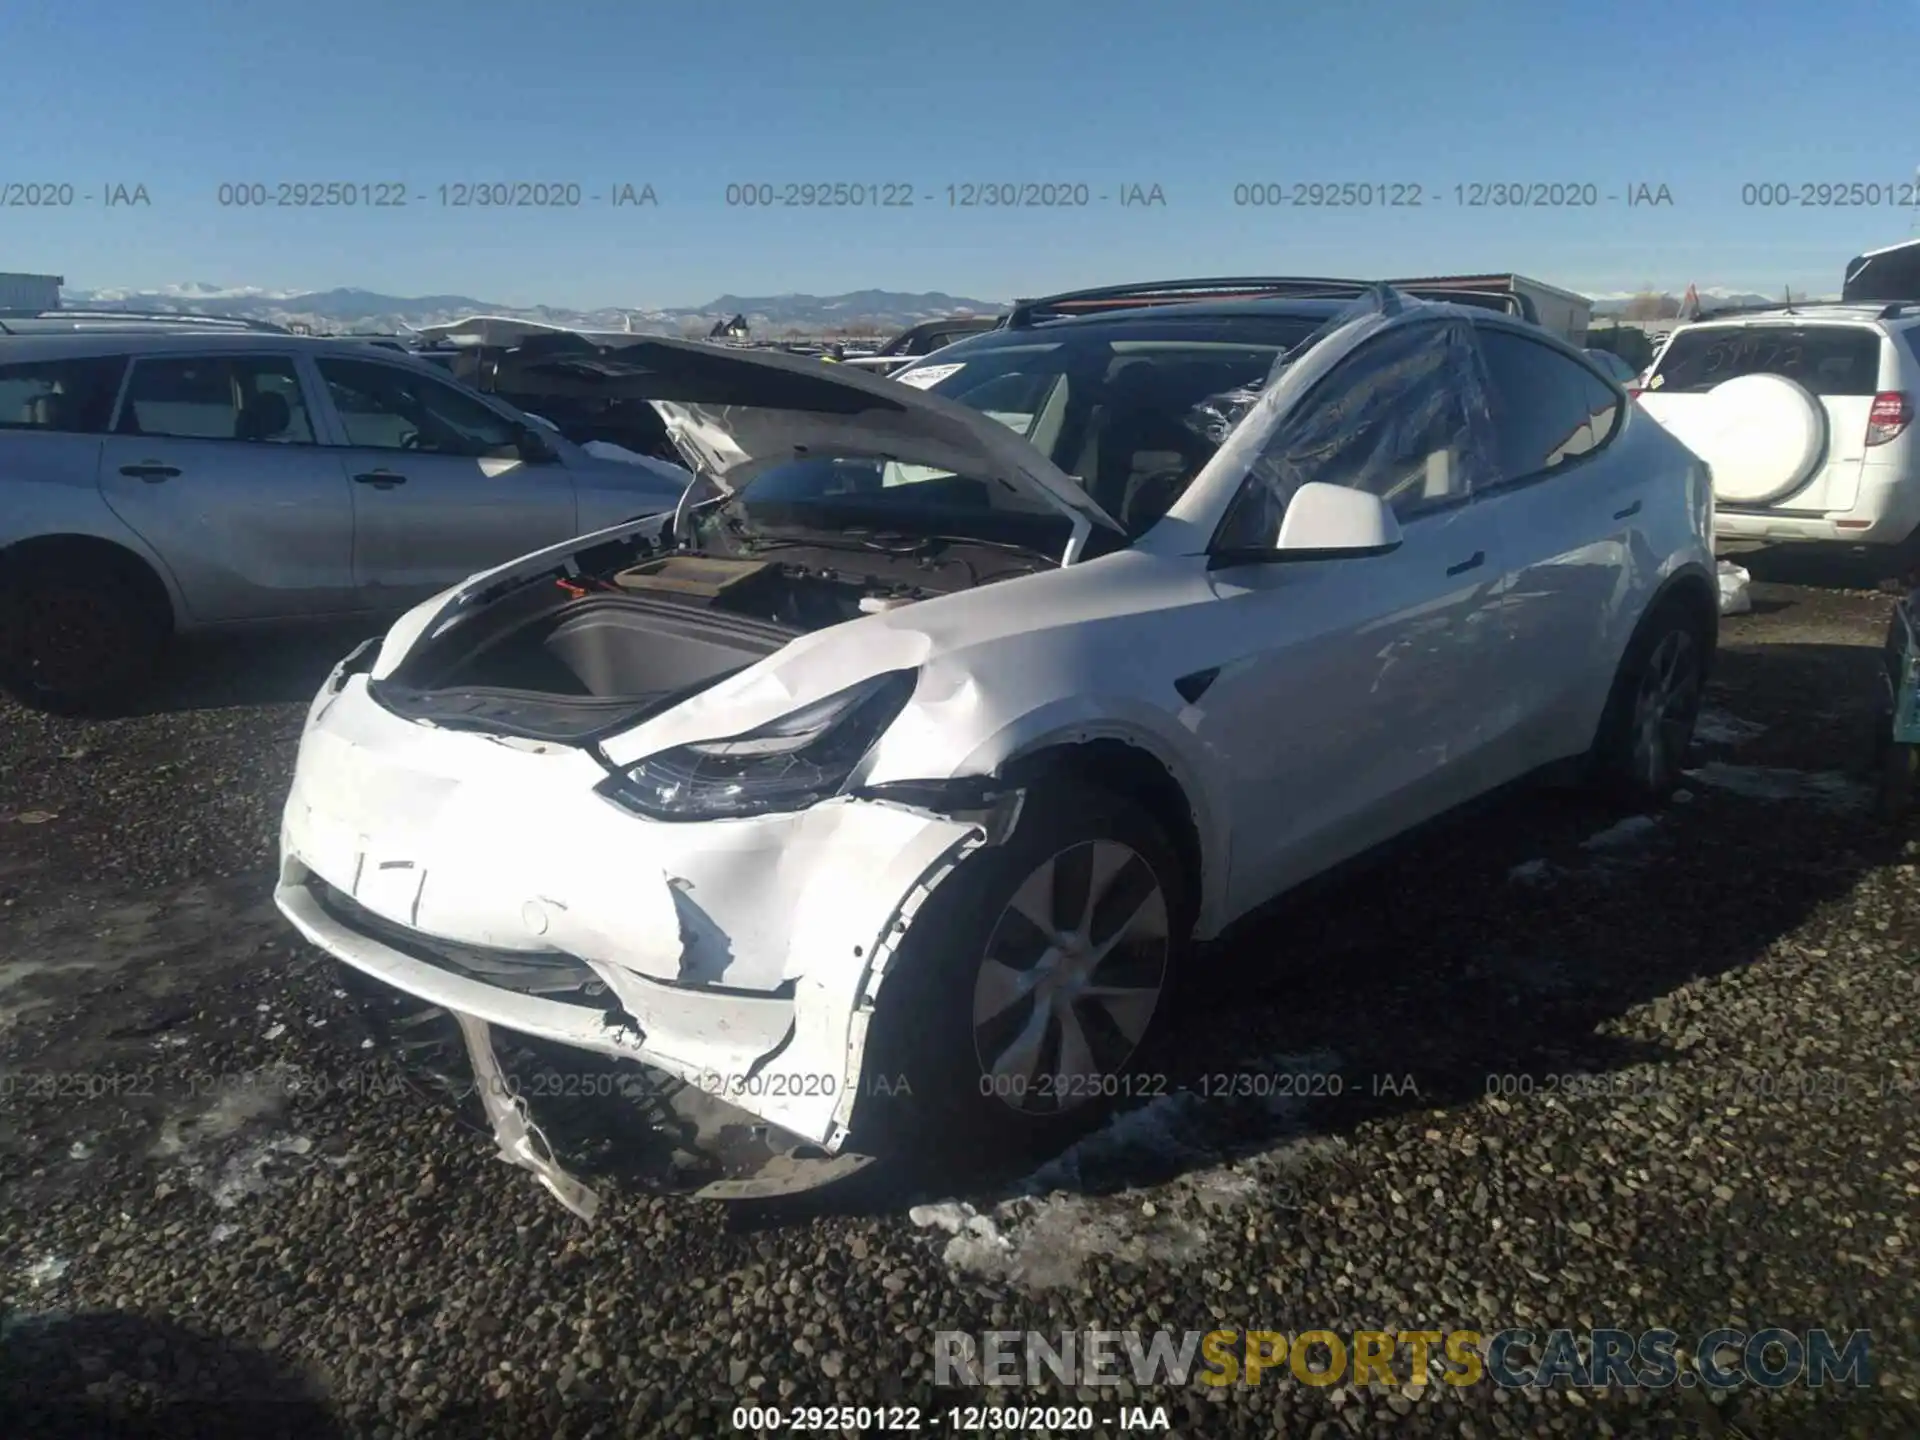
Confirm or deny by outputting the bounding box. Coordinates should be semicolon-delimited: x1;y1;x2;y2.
1587;287;1841;317
62;284;1007;337
59;282;1843;334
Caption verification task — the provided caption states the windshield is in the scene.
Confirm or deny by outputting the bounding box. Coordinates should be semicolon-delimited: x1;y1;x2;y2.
893;317;1325;535
714;314;1327;542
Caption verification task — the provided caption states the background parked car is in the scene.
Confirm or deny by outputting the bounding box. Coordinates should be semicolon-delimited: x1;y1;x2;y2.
1635;302;1920;564
835;314;1007;375
0;329;691;713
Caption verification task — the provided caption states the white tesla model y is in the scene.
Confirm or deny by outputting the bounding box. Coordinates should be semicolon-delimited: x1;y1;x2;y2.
274;281;1716;1209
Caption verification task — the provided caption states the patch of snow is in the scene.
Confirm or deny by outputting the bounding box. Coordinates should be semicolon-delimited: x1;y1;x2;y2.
263;1022;286;1040
67;1141;90;1161
1581;815;1660;851
910;1053;1342;1292
1694;709;1768;747
24;1255;68;1288
1508;858;1555;884
1022;1091;1209;1194
1717;560;1752;616
910;1188;1215;1291
210;1135;316;1209
1686;764;1869;809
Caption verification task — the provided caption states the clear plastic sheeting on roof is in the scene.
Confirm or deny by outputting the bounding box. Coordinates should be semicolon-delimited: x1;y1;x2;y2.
1182;290;1397;448
1208;301;1501;550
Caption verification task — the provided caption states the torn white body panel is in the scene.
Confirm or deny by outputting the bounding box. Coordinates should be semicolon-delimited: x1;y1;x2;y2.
274;675;985;1148
453;1011;600;1221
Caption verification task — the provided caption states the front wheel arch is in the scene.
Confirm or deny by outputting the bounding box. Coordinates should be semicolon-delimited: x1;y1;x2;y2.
1588;574;1716;800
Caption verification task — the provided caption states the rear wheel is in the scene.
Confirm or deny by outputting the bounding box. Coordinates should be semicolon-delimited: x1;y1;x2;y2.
858;780;1187;1160
1880;740;1919;823
0;553;168;714
1589;599;1709;803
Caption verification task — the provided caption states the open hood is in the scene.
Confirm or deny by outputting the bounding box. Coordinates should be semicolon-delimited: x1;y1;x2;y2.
477;331;1125;546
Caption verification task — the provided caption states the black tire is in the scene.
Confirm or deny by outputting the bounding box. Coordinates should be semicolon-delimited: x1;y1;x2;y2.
855;779;1190;1162
1588;597;1710;804
0;553;168;715
1880;741;1918;824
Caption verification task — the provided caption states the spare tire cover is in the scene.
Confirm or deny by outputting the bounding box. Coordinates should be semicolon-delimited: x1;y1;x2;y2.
1655;373;1827;505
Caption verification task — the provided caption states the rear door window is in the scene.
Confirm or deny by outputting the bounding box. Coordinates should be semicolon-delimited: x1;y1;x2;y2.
1476;329;1617;481
1647;325;1882;396
116;355;317;442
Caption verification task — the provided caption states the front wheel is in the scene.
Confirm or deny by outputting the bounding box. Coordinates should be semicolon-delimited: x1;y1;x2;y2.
858;780;1188;1160
1589;600;1709;803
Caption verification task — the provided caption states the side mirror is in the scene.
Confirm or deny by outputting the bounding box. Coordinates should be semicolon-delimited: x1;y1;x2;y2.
515;424;558;463
1274;482;1403;556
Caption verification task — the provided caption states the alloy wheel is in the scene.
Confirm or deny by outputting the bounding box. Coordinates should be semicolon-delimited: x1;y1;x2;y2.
970;839;1170;1114
1630;628;1701;791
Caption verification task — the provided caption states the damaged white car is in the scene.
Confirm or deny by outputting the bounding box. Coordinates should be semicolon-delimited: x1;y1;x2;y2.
275;280;1717;1210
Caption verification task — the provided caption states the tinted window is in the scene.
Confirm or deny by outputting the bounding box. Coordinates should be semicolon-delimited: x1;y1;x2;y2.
117;355;316;443
1584;348;1635;382
1581;367;1623;447
1477;329;1612;481
1647;324;1882;397
0;356;127;433
316;357;520;455
1214;319;1487;548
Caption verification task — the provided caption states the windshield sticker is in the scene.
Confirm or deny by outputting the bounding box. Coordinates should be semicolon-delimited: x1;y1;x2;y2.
896;362;964;390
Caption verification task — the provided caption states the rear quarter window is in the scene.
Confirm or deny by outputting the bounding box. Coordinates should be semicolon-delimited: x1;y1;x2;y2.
0;355;129;433
1648;324;1882;397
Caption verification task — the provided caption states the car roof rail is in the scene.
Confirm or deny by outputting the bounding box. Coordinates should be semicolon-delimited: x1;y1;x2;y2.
1690;299;1882;322
1000;276;1536;329
1002;277;1403;328
0;308;294;334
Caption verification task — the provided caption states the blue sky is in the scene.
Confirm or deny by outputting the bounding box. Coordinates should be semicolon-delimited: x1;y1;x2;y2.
4;0;1918;307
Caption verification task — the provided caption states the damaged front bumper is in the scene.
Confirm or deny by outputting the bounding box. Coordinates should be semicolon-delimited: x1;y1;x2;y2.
274;672;1000;1209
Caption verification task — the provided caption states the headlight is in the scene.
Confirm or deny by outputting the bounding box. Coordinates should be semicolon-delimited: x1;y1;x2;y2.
596;669;918;821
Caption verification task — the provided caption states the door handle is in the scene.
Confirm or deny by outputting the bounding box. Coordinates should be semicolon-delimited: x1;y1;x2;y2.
119;462;180;482
353;470;407;489
1446;551;1485;576
1613;498;1643;520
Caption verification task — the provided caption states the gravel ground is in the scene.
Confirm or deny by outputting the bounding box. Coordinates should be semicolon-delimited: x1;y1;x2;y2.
2;586;1918;1439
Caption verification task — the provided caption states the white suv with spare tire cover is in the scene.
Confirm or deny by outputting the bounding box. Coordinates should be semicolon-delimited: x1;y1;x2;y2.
1635;304;1920;554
